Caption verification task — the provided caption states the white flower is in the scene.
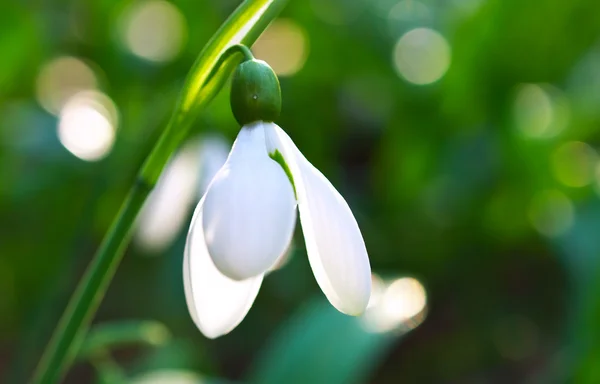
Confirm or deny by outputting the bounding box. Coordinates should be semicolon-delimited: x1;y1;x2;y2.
183;121;372;338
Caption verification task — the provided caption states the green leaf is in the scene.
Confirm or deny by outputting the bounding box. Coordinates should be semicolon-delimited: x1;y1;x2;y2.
78;320;170;361
91;352;128;384
246;299;400;384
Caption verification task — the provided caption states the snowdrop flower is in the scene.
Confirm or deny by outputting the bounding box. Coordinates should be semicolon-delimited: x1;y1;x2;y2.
183;55;371;338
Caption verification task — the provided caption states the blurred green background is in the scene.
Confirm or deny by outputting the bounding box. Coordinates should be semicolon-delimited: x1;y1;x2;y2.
3;0;600;382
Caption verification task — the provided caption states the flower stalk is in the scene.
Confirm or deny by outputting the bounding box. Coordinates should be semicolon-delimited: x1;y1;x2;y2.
31;1;288;382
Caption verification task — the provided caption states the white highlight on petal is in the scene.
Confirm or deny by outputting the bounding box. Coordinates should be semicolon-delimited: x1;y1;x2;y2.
202;123;297;280
264;123;372;315
184;197;262;339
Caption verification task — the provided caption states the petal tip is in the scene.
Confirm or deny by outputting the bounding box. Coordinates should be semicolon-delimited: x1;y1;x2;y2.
184;197;263;340
337;284;372;316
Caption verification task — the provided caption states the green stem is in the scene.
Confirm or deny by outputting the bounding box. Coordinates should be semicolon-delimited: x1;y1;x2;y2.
228;44;256;62
31;0;288;382
91;351;128;384
205;44;256;85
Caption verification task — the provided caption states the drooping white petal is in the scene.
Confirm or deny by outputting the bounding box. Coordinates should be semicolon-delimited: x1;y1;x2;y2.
202;123;297;280
184;197;263;339
264;122;372;315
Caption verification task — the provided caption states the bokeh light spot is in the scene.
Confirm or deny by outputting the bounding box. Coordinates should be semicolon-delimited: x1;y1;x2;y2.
252;19;308;77
384;277;427;321
366;273;386;310
121;0;187;63
362;276;427;333
528;190;574;237
58;91;118;161
552;141;598;188
36;56;97;115
393;28;451;85
513;83;570;139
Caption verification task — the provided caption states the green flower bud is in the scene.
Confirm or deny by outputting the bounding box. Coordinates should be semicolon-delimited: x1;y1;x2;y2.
230;59;281;126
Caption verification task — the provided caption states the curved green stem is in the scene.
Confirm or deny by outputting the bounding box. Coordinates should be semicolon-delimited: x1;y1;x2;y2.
31;1;288;383
205;44;256;85
228;44;256;62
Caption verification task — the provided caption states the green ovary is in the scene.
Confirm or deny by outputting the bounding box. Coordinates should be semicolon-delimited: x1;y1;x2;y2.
269;149;297;199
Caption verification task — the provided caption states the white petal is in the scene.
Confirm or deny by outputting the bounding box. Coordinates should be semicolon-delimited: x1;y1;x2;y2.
264;122;372;315
202;123;297;280
197;134;231;196
184;197;263;339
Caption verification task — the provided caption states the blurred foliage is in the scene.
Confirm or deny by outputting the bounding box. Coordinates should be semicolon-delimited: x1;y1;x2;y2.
78;320;170;361
2;0;600;382
246;298;398;384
